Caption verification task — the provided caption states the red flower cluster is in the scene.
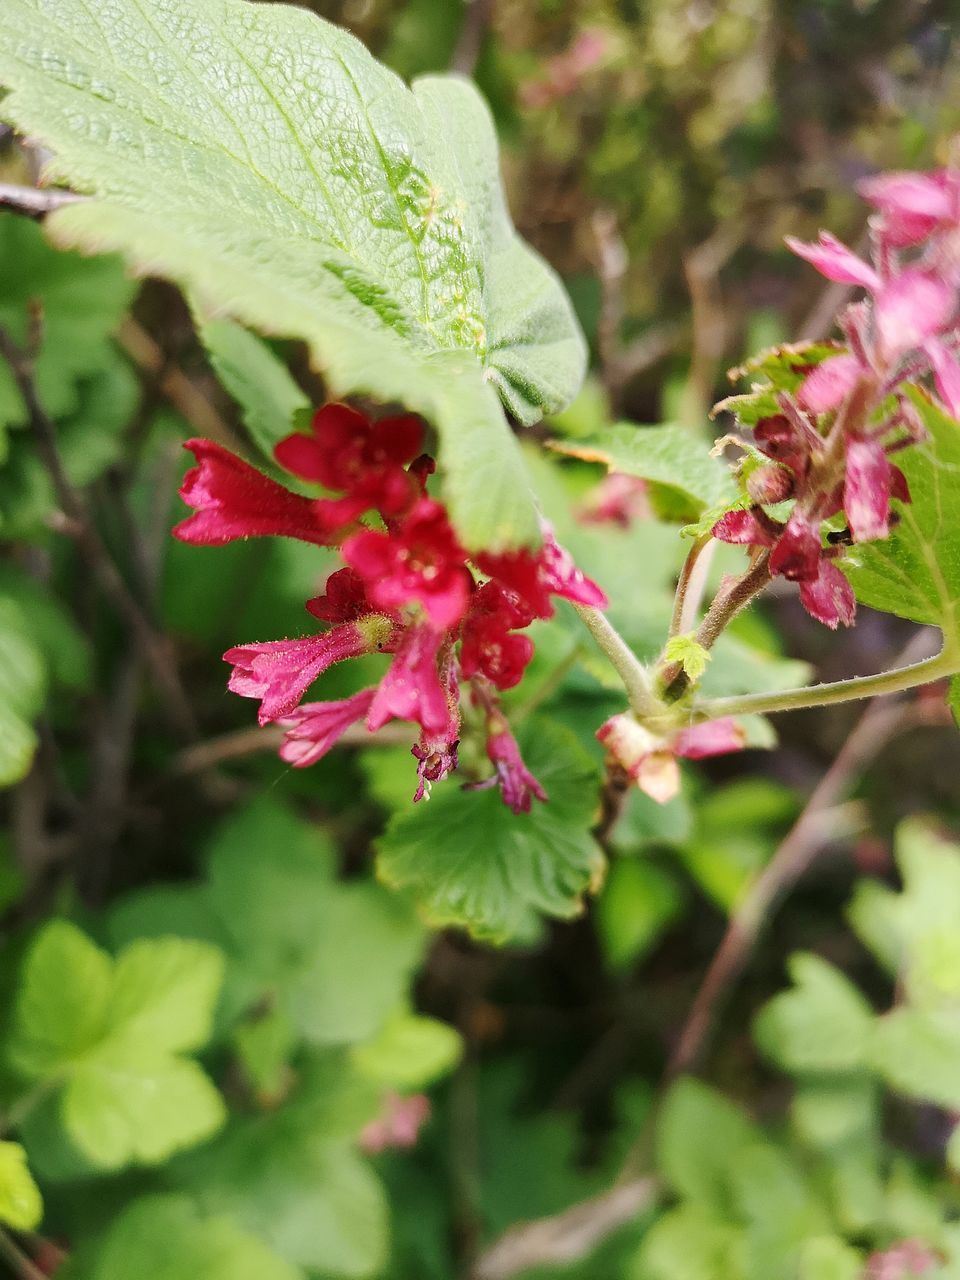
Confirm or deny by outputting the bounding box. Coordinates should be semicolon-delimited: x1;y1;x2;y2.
714;165;960;629
174;404;607;811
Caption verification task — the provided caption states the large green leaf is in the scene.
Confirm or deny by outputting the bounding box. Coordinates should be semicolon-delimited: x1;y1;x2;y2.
549;422;735;520
0;0;588;548
172;1058;388;1278
204;799;426;1045
8;922;226;1171
376;720;605;943
76;1194;304;1280
843;393;960;647
753;954;875;1076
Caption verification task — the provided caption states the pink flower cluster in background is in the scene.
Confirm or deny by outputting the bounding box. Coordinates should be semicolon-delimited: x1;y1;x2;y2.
714;165;960;629
174;405;607;811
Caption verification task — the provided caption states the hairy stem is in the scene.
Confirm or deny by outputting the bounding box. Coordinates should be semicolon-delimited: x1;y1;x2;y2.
668;534;713;638
571;604;659;717
693;639;958;721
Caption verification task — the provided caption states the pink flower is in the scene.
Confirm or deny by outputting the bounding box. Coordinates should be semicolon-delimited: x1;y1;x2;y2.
597;713;746;804
925;337;960;418
768;509;824;581
843;435;897;541
459;582;536;690
865;1238;940;1279
858;168;959;247
367;623;453;737
305;568;377;624
785;231;880;290
797;353;862;414
412;647;461;801
579;473;651;527
274;403;423;519
359;1093;431;1155
278;688;377;766
174;439;342;546
874;270;955;362
466;714;547;814
224;617;394;724
343;499;472;630
797;559;856;630
476;527;607;621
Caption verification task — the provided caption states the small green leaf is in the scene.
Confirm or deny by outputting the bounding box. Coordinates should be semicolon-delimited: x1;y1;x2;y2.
8;921;113;1078
377;720;605;943
796;1236;863;1280
550;422;734;519
198;319;308;462
657;1078;761;1210
350;1009;462;1090
9;921;226;1170
0;0;588;548
0;1142;42;1231
868;1007;960;1109
663;634;711;682
843;392;960;641
790;1078;879;1151
848;820;960;1006
754;954;874;1075
630;1203;743;1280
64;1049;225;1169
82;1194;304;1280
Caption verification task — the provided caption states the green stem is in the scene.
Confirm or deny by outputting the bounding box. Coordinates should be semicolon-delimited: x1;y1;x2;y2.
571;605;659;717
693;640;958;721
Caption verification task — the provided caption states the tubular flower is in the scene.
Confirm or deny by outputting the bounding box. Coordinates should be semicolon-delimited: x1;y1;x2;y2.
174;403;605;809
714;163;960;629
597;713;746;804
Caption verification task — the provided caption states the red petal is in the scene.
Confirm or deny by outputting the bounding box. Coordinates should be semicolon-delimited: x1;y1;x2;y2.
844;436;892;542
785;232;880;289
798;560;856;630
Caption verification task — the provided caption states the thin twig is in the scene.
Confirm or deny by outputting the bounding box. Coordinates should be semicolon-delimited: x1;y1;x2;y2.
471;1177;658;1280
117;317;238;449
0;325;197;739
167;721;416;777
451;0;493;76
0;1229;47;1280
0;181;85;218
664;630;939;1082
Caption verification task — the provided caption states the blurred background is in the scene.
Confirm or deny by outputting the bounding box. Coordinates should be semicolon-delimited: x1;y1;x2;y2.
4;3;960;1278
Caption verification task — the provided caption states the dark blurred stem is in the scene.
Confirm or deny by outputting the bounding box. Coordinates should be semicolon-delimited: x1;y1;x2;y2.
664;630;939;1082
471;1177;659;1280
451;0;493;75
0;1230;47;1280
0;324;197;740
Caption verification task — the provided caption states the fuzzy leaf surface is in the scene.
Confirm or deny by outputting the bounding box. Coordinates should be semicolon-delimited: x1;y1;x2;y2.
0;0;588;547
377;720;604;943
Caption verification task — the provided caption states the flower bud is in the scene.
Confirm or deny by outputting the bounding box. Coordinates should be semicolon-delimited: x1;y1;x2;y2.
746;464;795;506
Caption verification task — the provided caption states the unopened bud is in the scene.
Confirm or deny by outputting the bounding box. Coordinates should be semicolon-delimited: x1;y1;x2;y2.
747;464;794;505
